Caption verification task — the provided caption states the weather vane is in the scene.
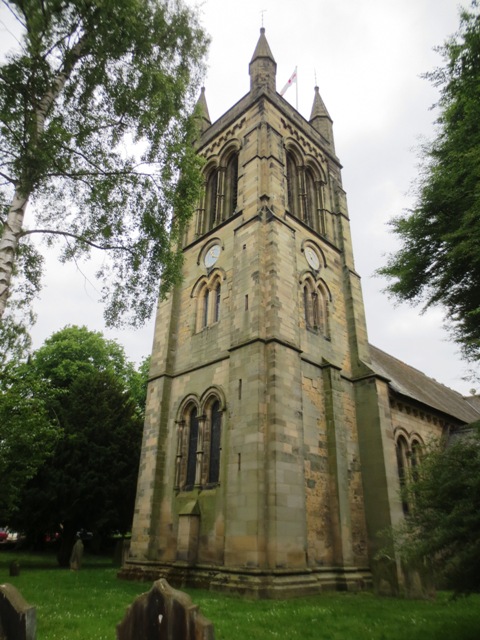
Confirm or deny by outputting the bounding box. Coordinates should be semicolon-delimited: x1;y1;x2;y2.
260;9;267;28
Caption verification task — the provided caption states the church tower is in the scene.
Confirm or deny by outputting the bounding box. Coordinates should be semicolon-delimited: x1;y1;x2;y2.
122;29;407;597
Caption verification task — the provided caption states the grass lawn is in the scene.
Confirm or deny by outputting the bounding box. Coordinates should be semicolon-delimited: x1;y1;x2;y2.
1;550;480;639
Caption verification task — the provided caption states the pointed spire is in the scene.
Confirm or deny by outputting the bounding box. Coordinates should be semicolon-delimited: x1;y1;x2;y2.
249;28;277;93
195;87;211;134
309;86;334;148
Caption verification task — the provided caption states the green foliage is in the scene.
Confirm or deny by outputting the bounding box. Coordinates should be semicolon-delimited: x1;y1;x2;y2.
0;0;208;326
0;361;60;521
393;426;480;594
2;326;146;543
19;369;143;542
32;325;138;388
379;2;480;361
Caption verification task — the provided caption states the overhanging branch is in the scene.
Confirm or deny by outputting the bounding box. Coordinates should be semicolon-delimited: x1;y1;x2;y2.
20;228;135;255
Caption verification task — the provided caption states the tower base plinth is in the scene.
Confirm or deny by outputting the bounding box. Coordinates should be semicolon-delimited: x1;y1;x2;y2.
118;561;372;599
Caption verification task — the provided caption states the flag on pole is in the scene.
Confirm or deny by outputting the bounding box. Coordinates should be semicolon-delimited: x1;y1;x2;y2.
280;67;297;96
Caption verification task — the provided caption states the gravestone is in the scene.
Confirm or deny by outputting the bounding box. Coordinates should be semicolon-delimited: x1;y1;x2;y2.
0;584;36;640
113;539;130;567
116;578;215;640
9;562;19;577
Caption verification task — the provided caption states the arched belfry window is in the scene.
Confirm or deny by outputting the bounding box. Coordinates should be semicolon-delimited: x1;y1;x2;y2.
224;152;238;218
285;144;328;236
198;145;239;235
205;168;219;230
303;163;327;235
286;151;299;216
304;167;316;228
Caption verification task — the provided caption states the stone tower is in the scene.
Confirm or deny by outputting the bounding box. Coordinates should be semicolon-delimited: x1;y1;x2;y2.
121;29;407;597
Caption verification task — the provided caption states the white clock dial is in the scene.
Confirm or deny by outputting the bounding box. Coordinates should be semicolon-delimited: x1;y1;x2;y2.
204;244;221;267
305;247;320;270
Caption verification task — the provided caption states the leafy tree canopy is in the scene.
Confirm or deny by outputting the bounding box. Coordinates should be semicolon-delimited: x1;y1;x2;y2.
0;360;59;521
2;325;147;549
378;2;480;362
0;0;208;328
32;324;139;388
393;426;480;594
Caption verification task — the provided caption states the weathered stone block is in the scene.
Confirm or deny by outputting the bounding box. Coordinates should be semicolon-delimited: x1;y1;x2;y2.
116;579;214;640
0;584;36;640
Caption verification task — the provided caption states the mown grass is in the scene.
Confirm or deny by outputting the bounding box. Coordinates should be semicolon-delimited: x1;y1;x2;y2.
1;550;480;639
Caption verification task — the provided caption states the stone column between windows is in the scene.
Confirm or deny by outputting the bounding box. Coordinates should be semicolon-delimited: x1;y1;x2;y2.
195;414;207;487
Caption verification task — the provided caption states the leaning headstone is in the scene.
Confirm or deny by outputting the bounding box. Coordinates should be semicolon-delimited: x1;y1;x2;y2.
116;578;215;640
113;539;130;567
0;583;36;640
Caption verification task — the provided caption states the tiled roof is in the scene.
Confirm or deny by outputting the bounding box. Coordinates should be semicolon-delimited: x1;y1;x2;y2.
368;344;480;425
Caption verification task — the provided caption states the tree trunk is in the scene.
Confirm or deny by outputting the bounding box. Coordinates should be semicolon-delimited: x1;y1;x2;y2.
0;36;87;322
0;188;30;320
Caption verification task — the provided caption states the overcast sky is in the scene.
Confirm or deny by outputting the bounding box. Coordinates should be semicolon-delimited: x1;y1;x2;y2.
1;0;477;394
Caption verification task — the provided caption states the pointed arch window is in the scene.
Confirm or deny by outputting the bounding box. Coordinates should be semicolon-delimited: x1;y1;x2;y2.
395;433;424;515
205;169;219;231
185;406;199;489
303;277;329;338
395;435;409;514
214;282;221;323
202;288;210;328
286;152;299;216
194;273;223;332
208;400;222;485
177;394;224;491
305;168;316;228
224;152;238;217
303;281;316;330
410;439;423;483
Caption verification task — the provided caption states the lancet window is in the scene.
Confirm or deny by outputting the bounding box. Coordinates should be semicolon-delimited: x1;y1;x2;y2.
205;168;219;230
194;272;223;332
224;151;239;217
285;146;328;236
197;147;239;236
185;406;199;489
395;431;424;515
302;275;330;338
286;152;299;217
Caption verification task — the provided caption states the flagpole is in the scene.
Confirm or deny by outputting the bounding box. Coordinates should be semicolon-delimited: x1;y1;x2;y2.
295;66;298;111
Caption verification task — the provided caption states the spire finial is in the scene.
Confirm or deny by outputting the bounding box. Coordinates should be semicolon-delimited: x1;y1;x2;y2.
260;9;267;28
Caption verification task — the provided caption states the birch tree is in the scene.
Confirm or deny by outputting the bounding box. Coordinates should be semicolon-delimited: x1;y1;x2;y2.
0;0;207;327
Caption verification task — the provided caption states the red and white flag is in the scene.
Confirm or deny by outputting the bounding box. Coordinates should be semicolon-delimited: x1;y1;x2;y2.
280;67;297;96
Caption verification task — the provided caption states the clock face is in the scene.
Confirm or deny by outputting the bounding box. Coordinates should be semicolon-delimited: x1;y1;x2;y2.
305;247;320;270
204;244;221;268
